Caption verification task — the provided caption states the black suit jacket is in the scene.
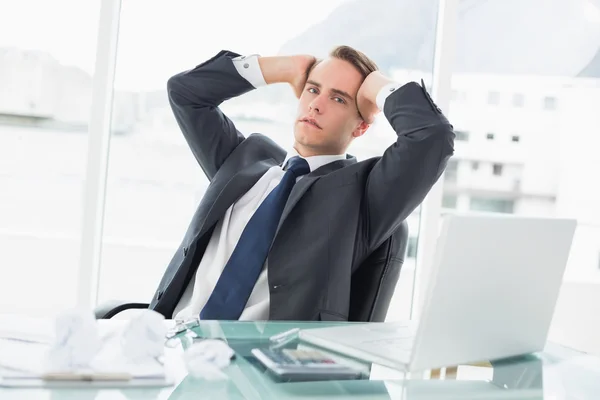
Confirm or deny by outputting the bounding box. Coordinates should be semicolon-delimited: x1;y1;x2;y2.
149;50;455;321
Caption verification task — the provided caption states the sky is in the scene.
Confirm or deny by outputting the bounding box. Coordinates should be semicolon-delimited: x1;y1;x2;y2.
0;0;350;91
3;0;600;91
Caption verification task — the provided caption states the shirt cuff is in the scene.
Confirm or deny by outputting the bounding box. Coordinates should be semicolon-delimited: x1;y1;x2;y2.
376;82;403;110
232;54;267;88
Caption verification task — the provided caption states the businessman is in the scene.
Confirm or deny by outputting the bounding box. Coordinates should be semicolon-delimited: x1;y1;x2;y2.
150;46;455;321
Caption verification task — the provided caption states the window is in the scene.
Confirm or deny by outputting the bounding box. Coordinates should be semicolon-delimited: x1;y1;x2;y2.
512;93;524;107
96;0;443;324
452;90;467;102
543;96;557;110
7;0;597;354
444;160;459;183
406;237;418;259
442;194;458;209
446;1;600;352
486;132;495;140
0;0;101;315
487;91;500;105
469;198;515;214
455;130;469;141
492;163;503;176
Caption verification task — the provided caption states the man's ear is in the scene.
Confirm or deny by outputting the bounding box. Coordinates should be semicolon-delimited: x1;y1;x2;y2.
352;121;370;138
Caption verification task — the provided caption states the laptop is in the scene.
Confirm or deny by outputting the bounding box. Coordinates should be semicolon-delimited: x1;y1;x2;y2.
299;213;577;372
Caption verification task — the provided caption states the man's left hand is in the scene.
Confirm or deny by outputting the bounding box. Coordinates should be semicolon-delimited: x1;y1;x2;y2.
356;71;396;124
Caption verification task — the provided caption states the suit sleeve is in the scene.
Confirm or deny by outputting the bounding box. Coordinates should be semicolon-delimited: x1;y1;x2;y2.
166;50;256;180
365;81;455;250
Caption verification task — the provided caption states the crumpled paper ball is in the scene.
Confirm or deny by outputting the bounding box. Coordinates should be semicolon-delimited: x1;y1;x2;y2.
120;309;168;361
184;339;235;380
45;308;102;371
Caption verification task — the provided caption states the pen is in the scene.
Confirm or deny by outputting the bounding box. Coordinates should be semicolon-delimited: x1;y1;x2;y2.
166;317;201;339
269;328;300;343
42;372;132;381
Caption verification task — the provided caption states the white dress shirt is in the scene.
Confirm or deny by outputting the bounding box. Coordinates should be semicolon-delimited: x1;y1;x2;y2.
172;54;400;321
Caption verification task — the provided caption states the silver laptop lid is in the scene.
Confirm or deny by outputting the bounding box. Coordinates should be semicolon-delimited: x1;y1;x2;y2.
410;213;576;371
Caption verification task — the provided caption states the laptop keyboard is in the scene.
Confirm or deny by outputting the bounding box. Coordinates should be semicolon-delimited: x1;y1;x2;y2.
359;324;415;361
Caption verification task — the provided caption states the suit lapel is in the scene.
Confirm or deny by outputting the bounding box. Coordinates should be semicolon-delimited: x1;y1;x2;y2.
276;175;319;234
197;159;277;237
274;157;356;236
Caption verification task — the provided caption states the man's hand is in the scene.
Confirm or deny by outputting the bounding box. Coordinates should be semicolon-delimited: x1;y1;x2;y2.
288;55;317;98
258;55;316;98
356;71;396;124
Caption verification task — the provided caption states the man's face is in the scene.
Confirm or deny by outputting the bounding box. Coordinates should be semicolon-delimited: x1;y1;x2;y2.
294;57;369;156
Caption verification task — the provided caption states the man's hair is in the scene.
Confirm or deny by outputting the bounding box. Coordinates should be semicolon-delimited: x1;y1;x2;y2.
308;45;379;79
328;45;379;78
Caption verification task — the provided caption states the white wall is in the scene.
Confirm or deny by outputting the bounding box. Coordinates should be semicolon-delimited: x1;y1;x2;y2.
515;198;556;216
554;80;600;280
555;81;600;225
0;48;55;118
549;282;600;357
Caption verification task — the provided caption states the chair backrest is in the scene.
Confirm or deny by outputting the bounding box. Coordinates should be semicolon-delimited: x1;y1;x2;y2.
348;221;409;322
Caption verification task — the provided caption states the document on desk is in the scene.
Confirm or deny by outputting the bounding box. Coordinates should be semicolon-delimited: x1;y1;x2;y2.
0;313;55;344
0;337;173;388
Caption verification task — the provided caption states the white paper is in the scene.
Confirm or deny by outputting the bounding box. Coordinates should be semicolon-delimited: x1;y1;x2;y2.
0;338;49;375
0;313;55;344
121;310;167;362
184;340;234;380
0;310;168;380
45;309;103;371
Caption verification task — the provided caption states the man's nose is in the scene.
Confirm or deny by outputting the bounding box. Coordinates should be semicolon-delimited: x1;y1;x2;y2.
309;97;323;113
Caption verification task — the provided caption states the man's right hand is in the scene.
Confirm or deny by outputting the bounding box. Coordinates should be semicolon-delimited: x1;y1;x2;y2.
258;55;316;98
288;55;317;99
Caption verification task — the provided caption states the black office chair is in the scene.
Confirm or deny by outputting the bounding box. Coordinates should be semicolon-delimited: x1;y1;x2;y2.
95;221;408;322
348;221;409;322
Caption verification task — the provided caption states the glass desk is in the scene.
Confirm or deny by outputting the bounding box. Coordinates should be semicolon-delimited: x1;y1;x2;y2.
1;319;600;399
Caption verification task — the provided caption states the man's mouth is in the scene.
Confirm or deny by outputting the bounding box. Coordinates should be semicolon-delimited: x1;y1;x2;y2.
300;118;322;129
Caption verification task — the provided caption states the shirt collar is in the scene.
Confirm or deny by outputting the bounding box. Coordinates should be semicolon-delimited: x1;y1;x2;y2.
283;148;347;172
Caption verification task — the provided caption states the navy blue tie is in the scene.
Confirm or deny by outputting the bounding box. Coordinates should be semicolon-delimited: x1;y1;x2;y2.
200;156;311;320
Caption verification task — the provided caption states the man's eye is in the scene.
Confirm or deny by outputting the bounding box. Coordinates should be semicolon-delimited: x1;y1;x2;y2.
333;97;346;104
307;87;318;94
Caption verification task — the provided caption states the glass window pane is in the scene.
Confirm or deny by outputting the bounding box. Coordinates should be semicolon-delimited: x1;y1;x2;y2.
469;197;515;214
97;0;441;322
455;130;469;141
447;0;600;349
512;93;524;107
0;0;100;315
487;91;500;105
444;159;459;183
442;194;458;209
492;163;503;176
543;96;557;110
